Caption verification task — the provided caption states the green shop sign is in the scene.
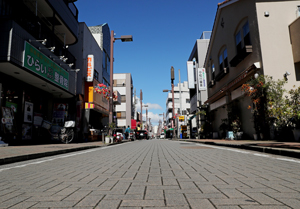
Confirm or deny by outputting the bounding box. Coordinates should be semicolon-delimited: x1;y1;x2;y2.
23;42;69;90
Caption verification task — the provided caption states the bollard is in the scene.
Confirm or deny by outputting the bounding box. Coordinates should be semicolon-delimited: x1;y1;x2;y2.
102;133;104;143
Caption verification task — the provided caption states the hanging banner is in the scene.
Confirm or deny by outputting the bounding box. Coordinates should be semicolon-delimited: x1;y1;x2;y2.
187;61;195;89
198;68;207;91
87;55;94;82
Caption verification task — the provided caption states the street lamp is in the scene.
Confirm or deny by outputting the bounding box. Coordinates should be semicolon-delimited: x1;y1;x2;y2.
162;66;175;139
109;30;133;127
143;104;148;129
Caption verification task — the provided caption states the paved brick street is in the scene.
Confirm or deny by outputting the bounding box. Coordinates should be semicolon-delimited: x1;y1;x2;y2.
1;139;300;208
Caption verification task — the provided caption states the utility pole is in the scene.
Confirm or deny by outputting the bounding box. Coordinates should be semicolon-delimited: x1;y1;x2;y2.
171;66;175;139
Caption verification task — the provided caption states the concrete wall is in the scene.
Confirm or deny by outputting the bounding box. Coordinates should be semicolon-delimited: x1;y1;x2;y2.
256;0;300;88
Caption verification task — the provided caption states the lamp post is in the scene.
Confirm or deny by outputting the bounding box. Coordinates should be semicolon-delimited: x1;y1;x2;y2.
140;89;143;122
163;66;176;139
109;30;133;127
143;104;148;129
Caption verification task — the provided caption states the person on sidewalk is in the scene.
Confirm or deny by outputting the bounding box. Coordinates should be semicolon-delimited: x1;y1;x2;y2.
125;126;130;140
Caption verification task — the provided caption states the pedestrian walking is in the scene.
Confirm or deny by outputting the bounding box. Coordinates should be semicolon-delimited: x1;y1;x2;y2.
125;126;130;140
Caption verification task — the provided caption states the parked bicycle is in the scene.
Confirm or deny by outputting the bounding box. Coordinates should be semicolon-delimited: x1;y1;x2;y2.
42;120;75;144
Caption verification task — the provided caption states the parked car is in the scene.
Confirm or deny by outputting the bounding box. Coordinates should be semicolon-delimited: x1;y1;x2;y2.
136;130;148;140
160;133;165;139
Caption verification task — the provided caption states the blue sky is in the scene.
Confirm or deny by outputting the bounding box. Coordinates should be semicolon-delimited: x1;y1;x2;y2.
74;0;222;125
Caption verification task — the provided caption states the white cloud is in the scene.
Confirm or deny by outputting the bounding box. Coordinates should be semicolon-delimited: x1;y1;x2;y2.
143;112;163;125
135;97;163;112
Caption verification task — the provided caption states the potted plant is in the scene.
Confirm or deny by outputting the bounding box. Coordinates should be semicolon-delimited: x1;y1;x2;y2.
231;117;242;140
287;86;300;141
242;75;288;140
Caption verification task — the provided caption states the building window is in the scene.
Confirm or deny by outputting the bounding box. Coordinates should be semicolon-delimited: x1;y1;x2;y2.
186;99;190;103
219;48;228;72
114;79;126;87
211;63;215;80
102;50;110;73
121;95;126;102
116;111;126;119
235;20;251;53
94;70;99;81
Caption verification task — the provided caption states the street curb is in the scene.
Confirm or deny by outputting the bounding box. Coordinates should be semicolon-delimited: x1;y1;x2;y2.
179;140;300;159
0;140;130;166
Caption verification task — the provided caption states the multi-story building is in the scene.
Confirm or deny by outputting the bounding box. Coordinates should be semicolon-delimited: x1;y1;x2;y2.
164;81;190;138
204;0;300;140
0;0;79;144
113;73;133;128
187;31;211;138
69;22;110;140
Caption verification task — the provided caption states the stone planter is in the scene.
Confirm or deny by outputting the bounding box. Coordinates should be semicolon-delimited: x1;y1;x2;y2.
292;129;300;142
105;136;113;144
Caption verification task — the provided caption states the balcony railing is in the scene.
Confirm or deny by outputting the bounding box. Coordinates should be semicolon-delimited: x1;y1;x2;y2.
230;45;253;67
215;67;229;81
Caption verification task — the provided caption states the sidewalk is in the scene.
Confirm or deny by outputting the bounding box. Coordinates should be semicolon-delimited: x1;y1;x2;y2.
0;139;299;166
179;138;300;159
0;140;127;165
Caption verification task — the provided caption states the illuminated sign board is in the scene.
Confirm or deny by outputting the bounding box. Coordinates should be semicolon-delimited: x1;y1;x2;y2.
23;42;69;90
87;55;94;82
198;68;207;91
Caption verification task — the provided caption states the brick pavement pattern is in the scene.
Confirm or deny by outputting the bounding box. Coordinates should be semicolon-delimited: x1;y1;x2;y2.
0;139;300;208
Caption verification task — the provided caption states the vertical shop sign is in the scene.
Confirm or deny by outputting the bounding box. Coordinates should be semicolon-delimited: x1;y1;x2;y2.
23;42;69;90
198;68;207;91
187;61;195;89
24;102;33;123
87;55;94;82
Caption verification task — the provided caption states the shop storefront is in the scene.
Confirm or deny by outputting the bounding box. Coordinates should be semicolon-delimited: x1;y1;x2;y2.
83;80;109;141
0;41;75;145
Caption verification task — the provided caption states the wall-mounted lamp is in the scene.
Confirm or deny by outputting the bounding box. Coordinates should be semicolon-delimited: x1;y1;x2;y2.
59;55;65;60
284;71;291;81
60;63;74;68
264;11;269;17
48;46;55;52
254;73;259;79
62;57;68;62
39;46;55;52
29;39;47;45
68;69;80;73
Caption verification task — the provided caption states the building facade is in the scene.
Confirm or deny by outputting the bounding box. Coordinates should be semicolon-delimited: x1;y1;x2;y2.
164;81;190;138
0;0;79;144
113;73;133;128
187;32;211;138
69;22;110;140
204;0;300;140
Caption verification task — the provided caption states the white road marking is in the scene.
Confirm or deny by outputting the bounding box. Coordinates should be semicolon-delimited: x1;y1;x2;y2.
0;146;110;172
